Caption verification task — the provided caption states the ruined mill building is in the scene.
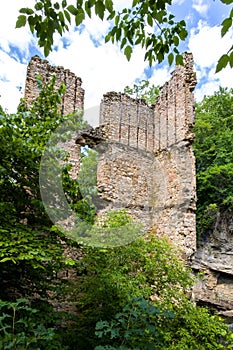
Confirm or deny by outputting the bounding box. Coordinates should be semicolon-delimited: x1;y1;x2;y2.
25;53;197;260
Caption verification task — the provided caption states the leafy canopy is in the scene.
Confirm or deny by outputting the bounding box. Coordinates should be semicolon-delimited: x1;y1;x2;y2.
16;0;233;71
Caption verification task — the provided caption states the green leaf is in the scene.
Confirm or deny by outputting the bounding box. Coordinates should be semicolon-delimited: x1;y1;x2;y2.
230;51;233;68
147;14;153;27
64;9;71;23
19;7;34;15
44;43;51;57
120;37;127;49
168;52;174;66
88;0;96;6
75;9;85;26
62;0;67;8
220;0;233;4
16;15;27;28
58;11;65;25
173;36;179;46
105;0;113;12
116;28;122;41
85;1;92;18
115;14;120;26
179;28;188;40
124;45;133;61
175;54;183;65
35;2;43;11
54;2;60;10
221;17;232;37
67;4;78;15
95;1;105;20
215;54;229;72
105;33;111;43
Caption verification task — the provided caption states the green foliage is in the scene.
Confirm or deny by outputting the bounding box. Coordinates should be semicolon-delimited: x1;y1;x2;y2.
95;296;173;350
16;1;232;71
78;148;98;198
0;299;64;350
0;73;86;300
16;0;186;66
197;203;218;234
106;1;188;66
194;87;233;235
74;209;142;247
124;80;160;105
68;234;192;348
166;306;233;350
94;296;233;349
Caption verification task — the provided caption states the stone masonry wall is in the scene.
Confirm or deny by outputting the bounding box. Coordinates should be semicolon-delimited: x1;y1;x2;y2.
25;55;85;180
25;55;84;115
98;52;197;258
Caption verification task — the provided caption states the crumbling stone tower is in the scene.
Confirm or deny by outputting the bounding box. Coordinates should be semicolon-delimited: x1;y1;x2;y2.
25;53;197;259
25;55;84;114
25;55;85;180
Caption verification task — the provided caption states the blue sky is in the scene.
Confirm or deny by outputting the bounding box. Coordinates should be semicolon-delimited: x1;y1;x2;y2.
0;0;232;120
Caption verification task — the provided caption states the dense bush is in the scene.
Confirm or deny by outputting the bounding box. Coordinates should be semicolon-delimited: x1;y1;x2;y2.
95;296;233;349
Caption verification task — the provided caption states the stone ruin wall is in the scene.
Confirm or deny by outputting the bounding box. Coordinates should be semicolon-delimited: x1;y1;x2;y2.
98;52;197;259
25;55;84;180
25;55;84;114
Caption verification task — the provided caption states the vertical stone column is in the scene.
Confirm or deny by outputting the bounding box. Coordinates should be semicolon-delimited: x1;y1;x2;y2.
98;52;197;259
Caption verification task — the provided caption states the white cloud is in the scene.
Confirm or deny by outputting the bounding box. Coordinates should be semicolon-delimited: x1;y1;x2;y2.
0;51;27;112
148;67;171;88
0;80;24;113
0;0;34;55
194;64;233;102
189;21;232;68
189;20;233;101
192;0;209;17
0;0;36;111
172;0;186;5
49;26;147;110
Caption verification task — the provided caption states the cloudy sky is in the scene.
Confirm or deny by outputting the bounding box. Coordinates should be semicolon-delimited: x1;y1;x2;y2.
0;0;232;118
